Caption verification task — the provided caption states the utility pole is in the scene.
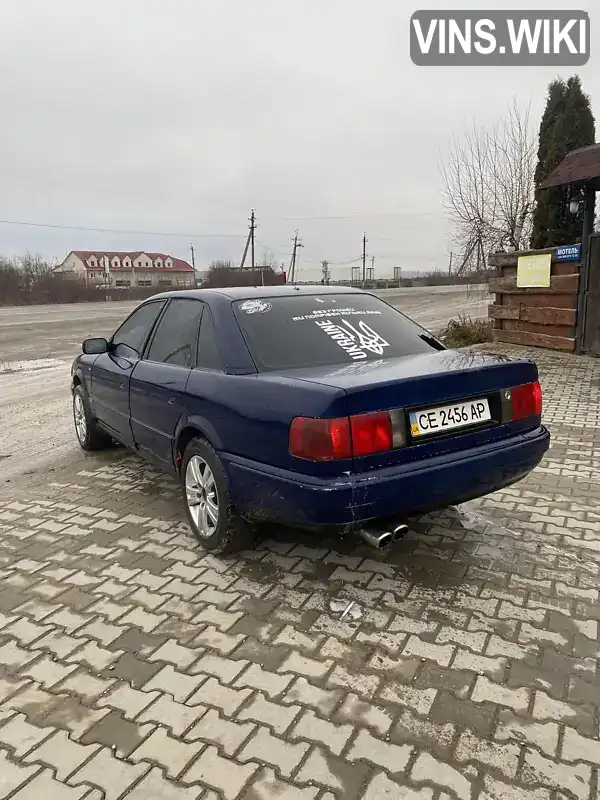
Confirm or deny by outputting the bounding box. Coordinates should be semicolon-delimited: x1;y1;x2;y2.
289;234;296;283
239;209;257;279
290;231;303;284
448;251;453;277
190;244;196;286
250;209;256;283
457;241;475;277
103;254;110;302
239;230;250;269
361;233;367;287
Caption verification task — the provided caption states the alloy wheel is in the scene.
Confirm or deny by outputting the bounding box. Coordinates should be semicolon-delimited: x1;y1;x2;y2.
73;393;87;444
185;455;219;537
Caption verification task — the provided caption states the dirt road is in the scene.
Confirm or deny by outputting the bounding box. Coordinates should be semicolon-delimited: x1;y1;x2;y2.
0;286;489;484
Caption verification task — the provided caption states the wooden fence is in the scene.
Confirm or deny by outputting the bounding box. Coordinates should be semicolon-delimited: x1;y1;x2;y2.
488;248;580;352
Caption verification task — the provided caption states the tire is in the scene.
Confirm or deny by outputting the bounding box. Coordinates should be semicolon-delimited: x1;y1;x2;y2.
181;437;255;554
72;385;113;451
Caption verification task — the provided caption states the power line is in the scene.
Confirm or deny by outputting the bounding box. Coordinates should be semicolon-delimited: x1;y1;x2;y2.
257;239;364;267
246;246;446;267
255;237;447;258
255;239;274;253
325;256;363;266
0;208;440;238
0;218;247;239
0;215;448;269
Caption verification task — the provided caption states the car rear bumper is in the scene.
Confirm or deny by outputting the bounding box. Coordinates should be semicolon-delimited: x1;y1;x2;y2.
223;426;550;527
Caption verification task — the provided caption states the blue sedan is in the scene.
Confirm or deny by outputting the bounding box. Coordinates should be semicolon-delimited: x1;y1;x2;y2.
71;286;550;553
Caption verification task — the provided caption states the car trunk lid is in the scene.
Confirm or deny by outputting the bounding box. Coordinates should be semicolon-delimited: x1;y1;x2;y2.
274;349;540;472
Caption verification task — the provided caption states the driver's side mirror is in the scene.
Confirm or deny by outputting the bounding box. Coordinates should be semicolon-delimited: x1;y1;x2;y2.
82;337;109;355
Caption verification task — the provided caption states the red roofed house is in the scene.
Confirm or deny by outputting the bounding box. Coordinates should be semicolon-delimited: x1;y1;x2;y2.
53;251;195;289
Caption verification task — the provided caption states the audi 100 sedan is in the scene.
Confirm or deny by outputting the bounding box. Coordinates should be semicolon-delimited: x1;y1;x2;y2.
71;286;550;553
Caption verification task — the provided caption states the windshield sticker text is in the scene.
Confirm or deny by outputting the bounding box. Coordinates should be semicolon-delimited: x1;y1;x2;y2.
315;318;390;361
292;307;382;322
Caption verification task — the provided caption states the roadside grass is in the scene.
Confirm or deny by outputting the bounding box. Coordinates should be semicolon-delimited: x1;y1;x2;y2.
440;314;493;348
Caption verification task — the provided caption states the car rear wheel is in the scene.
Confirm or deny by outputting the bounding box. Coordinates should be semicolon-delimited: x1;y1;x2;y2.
73;385;112;451
182;437;255;554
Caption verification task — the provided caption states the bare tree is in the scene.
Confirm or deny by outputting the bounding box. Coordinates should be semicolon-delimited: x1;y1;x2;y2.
440;100;536;275
209;259;233;270
0;255;20;305
0;251;162;306
489;101;536;250
19;251;53;293
258;251;279;269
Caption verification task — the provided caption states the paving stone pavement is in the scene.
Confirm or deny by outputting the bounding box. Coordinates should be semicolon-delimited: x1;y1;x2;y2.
1;343;600;800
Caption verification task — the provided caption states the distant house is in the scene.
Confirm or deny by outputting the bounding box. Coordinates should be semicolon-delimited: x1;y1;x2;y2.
53;251;195;289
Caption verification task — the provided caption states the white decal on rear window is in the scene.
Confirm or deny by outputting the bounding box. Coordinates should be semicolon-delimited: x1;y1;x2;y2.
315;318;390;361
292;307;383;322
240;300;272;314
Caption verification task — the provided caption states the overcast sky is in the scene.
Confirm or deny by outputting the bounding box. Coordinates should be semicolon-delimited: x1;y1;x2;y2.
0;0;597;280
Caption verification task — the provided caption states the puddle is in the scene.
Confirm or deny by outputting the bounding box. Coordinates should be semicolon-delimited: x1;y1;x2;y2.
0;358;66;374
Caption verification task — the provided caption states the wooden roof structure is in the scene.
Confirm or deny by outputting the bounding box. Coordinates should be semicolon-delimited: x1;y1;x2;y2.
541;143;600;191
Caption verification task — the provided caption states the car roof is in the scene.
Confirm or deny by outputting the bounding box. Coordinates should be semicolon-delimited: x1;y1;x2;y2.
151;284;367;302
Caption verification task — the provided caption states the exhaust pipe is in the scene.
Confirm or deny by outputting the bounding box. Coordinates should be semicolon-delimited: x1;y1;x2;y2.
357;522;409;549
357;528;393;549
391;523;409;541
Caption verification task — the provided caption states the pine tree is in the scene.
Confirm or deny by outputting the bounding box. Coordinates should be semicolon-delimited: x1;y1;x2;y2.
530;75;595;249
533;80;567;194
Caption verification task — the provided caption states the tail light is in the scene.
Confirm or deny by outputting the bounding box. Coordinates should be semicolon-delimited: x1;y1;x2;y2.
290;409;405;461
510;381;542;421
289;417;351;461
351;411;393;457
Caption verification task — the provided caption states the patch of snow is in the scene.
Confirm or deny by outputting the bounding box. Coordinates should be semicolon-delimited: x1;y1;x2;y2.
0;358;66;374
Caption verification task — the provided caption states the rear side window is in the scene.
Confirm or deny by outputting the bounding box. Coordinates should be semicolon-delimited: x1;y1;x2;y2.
146;299;203;367
196;308;222;370
234;294;443;370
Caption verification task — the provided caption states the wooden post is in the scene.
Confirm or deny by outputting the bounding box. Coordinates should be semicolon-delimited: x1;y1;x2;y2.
576;185;597;353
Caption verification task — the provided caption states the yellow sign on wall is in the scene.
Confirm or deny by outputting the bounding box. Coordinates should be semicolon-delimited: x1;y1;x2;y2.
516;253;552;288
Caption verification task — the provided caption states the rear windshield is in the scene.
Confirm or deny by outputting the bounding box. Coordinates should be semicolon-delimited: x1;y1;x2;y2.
233;293;443;370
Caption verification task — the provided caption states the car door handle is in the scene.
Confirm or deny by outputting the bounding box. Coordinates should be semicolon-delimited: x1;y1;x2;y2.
120;381;125;389
168;397;176;405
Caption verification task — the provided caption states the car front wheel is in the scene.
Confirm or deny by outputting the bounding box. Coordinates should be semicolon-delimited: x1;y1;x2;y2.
182;437;254;554
72;385;112;451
